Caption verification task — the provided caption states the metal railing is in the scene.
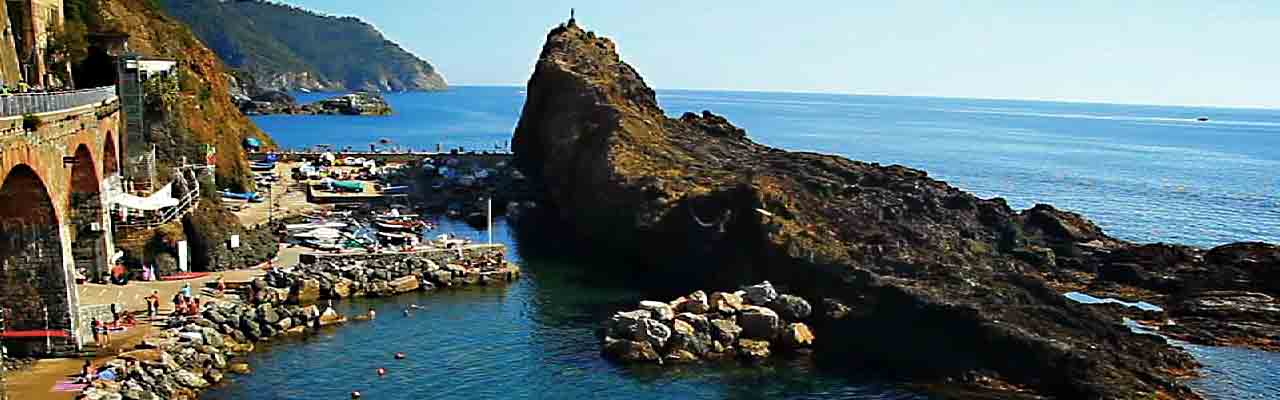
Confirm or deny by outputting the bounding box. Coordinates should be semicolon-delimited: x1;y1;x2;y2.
0;86;118;117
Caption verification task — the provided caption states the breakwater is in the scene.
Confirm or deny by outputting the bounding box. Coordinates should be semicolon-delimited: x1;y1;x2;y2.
73;244;517;400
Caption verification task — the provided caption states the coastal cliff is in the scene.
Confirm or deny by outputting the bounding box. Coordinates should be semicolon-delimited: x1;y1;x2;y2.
161;0;447;92
514;22;1277;399
91;0;279;270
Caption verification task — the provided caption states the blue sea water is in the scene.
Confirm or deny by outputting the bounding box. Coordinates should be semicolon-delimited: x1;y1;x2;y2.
213;87;1280;399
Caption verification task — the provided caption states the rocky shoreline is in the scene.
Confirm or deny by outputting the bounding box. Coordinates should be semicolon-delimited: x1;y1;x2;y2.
74;246;518;400
602;281;816;364
511;21;1277;399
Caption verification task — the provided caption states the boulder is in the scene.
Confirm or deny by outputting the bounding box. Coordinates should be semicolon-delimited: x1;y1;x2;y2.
736;339;771;362
173;370;210;388
289;279;322;304
738;306;782;340
742;281;779;305
709;292;744;314
228;363;252;375
767;294;813;321
675;291;711;314
675;313;710;333
603;337;660;363
332;279;354;298
667;331;713;357
390;275;421;294
780;322;815;348
639;300;675;321
709;318;742;343
605;310;652;338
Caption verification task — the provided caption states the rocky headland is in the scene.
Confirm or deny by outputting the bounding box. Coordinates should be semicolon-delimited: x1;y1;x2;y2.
513;21;1278;399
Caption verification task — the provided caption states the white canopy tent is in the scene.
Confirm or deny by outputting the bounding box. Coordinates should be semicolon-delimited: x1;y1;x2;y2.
109;183;180;211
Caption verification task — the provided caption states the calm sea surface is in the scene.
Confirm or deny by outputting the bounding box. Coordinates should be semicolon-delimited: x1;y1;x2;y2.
208;87;1280;399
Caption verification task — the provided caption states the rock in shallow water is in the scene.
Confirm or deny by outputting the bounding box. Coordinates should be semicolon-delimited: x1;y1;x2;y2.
780;322;815;348
736;339;771;362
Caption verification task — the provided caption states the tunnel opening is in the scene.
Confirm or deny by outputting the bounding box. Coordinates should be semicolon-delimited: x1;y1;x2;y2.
0;165;71;354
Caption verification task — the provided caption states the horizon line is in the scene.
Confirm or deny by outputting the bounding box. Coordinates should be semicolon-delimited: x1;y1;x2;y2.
448;83;1278;112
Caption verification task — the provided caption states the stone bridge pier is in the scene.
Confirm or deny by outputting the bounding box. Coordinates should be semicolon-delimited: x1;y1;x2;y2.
0;88;121;353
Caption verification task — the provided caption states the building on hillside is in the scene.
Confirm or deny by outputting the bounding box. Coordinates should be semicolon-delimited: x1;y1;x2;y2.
1;0;64;87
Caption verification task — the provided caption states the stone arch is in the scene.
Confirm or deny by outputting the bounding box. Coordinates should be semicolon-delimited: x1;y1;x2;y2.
103;131;119;177
0;164;69;337
68;144;109;283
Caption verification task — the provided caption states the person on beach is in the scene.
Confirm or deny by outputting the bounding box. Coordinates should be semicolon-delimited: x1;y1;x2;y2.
367;308;377;320
181;283;193;298
145;291;160;318
216;275;227;296
93;318;110;346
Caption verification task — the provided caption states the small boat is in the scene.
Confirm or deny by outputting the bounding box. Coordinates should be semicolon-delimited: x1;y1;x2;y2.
1196;116;1209;122
221;191;264;202
303;239;342;251
329;180;365;193
250;162;277;171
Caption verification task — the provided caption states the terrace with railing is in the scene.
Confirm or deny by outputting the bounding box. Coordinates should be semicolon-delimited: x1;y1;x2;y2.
0;86;118;117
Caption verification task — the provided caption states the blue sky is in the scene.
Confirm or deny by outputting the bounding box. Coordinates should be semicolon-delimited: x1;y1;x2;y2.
283;1;1279;108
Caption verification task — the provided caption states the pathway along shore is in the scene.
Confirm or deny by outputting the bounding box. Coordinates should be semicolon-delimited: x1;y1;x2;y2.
7;244;518;400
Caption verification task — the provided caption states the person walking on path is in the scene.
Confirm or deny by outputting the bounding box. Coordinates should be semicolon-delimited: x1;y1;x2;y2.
181;283;193;299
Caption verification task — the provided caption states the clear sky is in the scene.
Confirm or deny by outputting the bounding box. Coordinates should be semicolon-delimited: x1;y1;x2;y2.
282;0;1279;108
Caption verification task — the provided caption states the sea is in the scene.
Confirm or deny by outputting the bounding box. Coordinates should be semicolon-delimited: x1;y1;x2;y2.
205;87;1280;399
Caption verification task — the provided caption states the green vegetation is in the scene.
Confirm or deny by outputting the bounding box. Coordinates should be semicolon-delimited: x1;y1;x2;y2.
44;21;90;86
160;0;445;91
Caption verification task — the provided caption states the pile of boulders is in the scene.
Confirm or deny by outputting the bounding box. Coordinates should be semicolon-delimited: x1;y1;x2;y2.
77;300;345;400
258;255;520;305
601;281;815;364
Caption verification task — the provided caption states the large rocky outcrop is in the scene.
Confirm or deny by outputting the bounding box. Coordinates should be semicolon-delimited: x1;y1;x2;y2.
511;21;1245;399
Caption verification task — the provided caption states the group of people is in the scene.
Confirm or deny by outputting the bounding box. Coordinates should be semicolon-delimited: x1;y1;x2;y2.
172;283;205;317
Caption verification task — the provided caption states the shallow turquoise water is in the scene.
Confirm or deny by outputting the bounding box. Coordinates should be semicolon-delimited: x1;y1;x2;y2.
225;88;1280;399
